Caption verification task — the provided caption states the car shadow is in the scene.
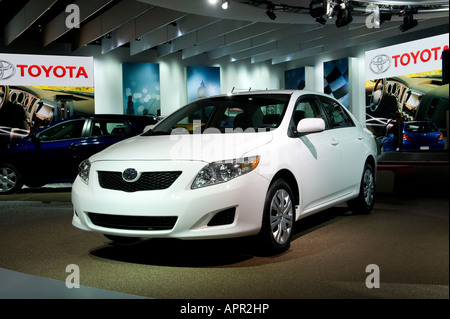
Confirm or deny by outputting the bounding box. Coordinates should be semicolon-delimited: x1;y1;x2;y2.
89;205;353;268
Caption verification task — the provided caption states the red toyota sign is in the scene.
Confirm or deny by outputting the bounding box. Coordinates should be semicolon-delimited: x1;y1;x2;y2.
365;33;449;80
0;53;94;87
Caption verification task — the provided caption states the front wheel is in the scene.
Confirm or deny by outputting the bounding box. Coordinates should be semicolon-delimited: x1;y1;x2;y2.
348;162;375;214
256;179;295;255
0;163;23;194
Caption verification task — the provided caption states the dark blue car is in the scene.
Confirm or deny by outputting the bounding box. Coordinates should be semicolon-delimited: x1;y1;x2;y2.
381;121;445;152
0;114;157;194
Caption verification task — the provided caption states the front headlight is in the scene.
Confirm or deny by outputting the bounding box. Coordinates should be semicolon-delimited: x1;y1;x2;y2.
78;159;91;185
192;156;260;189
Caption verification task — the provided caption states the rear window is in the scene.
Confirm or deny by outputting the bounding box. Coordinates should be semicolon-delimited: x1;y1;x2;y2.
404;122;438;133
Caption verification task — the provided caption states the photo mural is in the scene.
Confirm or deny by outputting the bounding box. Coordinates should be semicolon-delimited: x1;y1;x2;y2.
0;53;94;144
323;57;350;109
186;66;221;103
284;67;305;90
122;63;161;117
365;33;449;152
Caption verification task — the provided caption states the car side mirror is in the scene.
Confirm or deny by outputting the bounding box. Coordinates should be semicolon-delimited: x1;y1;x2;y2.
30;134;41;148
297;118;325;134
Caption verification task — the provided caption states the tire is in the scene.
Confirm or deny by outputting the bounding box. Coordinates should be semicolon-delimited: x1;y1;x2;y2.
0;163;23;194
256;179;295;255
348;162;375;214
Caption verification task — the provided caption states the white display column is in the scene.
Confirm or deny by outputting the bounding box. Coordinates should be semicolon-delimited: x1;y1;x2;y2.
304;66;316;91
349;55;366;126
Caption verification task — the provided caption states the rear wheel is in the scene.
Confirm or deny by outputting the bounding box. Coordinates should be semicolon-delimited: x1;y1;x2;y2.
256;179;295;255
348;162;375;214
0;163;23;194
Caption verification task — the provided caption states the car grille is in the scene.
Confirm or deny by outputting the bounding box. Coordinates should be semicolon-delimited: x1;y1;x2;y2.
97;171;182;192
88;213;177;231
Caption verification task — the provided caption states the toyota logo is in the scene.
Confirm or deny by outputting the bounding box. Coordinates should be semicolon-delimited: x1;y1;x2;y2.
122;168;139;182
0;60;16;80
369;54;391;75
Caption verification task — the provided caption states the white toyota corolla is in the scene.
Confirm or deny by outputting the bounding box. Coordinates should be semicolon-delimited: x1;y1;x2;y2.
72;90;377;254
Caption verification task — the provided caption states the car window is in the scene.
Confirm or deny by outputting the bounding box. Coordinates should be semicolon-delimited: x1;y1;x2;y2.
292;98;324;126
37;119;85;142
319;97;354;128
404;122;438;133
89;119;130;137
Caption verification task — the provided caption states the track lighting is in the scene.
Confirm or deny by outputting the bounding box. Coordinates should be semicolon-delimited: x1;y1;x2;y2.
310;0;327;18
310;0;354;27
399;9;418;32
265;5;276;20
335;1;352;27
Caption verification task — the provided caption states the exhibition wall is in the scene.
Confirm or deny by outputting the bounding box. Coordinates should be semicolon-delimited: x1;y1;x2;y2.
2;30;447;131
87;46;287;117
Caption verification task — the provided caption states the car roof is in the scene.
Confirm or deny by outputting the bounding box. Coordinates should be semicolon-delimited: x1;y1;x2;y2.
196;89;329;99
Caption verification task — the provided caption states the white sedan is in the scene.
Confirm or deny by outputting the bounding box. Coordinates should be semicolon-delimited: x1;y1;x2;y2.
72;90;377;255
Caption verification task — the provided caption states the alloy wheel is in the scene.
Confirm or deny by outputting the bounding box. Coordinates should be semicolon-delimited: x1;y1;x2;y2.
363;168;375;207
0;166;18;193
270;189;294;245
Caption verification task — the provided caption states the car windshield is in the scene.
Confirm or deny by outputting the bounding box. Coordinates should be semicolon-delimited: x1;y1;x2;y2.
144;94;291;135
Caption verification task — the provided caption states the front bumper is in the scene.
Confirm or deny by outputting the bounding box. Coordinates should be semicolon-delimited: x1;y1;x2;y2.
71;160;270;240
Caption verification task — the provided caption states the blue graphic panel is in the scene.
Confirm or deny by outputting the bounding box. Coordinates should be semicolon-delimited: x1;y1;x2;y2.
285;67;305;90
324;58;349;108
187;66;221;102
122;63;160;116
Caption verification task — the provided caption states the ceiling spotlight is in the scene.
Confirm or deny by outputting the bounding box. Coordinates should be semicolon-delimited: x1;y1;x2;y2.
266;5;277;20
399;10;418;32
208;0;218;4
310;0;327;18
335;1;352;28
380;12;392;24
222;0;230;10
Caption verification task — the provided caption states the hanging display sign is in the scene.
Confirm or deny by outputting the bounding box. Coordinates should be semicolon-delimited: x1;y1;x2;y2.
365;33;449;80
0;53;94;87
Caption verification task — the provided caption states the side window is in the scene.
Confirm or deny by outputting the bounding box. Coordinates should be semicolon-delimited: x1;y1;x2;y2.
89;119;130;137
37;119;85;141
292;98;324;126
320;98;354;128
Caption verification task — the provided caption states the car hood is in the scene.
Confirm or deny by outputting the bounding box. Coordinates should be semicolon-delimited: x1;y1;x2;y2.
90;132;273;163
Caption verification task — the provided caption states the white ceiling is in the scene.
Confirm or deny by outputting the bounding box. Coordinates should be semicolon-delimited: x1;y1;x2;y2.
1;0;448;65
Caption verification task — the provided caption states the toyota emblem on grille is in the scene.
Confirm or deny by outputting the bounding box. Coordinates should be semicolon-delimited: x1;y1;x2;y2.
0;60;16;80
122;168;139;182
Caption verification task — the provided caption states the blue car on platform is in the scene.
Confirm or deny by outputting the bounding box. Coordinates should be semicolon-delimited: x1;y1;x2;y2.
381;121;445;152
0;114;157;194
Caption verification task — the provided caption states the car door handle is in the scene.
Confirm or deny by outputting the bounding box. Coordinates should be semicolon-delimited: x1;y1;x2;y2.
69;143;78;149
358;136;364;141
331;138;339;146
